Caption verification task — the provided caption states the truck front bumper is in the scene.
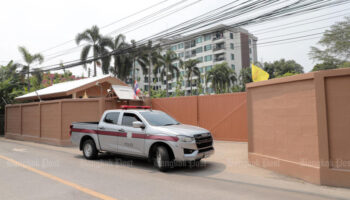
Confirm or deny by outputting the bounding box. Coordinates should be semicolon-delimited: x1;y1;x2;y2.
172;142;214;161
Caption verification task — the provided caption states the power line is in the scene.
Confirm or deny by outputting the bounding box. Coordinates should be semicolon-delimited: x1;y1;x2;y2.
39;0;196;62
259;35;322;48
258;25;330;40
37;0;170;54
254;13;350;34
251;7;350;32
39;0;288;61
34;31;327;73
27;0;350;73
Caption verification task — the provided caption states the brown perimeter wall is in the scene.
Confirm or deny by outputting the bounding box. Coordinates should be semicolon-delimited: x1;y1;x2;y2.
151;92;248;141
247;68;350;188
5;98;143;146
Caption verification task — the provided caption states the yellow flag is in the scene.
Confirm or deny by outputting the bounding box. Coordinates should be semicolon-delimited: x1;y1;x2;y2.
251;63;269;82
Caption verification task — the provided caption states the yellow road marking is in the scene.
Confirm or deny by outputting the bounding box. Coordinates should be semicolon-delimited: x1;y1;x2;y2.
0;155;118;200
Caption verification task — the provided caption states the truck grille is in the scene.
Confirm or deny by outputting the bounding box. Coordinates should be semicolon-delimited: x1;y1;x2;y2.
198;147;214;153
194;133;213;149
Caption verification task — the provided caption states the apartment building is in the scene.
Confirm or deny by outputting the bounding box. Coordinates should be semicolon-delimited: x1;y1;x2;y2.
134;24;257;95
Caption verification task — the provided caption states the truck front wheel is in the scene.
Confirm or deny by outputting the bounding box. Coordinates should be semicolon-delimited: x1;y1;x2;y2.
153;146;170;172
82;139;98;160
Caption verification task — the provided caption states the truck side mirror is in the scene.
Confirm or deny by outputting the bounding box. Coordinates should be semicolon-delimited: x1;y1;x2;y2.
133;121;145;129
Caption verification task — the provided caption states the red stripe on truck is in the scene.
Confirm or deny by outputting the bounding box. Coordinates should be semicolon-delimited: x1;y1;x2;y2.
71;128;178;142
98;130;127;137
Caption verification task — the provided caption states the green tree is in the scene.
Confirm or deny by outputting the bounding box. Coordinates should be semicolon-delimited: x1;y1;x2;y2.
107;34;131;81
137;41;161;97
18;46;44;91
238;67;252;91
311;62;338;71
309;17;350;65
180;59;201;96
0;61;26;114
174;75;185;97
206;62;236;94
154;50;180;97
75;25;112;77
263;59;304;78
275;72;300;78
31;68;43;90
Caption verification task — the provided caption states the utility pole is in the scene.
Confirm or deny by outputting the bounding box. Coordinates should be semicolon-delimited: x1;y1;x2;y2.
148;52;152;98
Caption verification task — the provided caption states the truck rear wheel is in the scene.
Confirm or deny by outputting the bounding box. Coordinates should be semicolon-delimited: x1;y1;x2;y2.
153;146;170;172
82;139;98;160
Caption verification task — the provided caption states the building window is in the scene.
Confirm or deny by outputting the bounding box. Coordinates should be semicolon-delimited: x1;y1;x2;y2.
196;37;203;44
191;40;196;47
181;71;185;76
144;85;149;91
230;32;234;39
204;34;211;41
173;62;178;67
197;57;203;63
204;44;212;51
185;51;191;59
185;41;191;49
199;67;204;73
196;47;203;54
231;64;235;70
204;55;212;62
178;43;184;49
249;48;252;54
145;77;149;82
231;54;235;60
170;45;177;51
178;52;184;58
205;65;212;72
249;39;252;45
230;43;234;50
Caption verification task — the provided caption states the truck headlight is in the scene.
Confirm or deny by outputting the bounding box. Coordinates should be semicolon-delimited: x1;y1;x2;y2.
178;135;194;142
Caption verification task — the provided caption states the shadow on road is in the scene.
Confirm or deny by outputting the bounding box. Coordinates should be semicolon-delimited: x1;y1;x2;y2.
74;152;226;177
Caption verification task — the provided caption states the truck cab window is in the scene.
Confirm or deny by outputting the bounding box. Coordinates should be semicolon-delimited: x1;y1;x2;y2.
122;113;141;127
104;112;120;124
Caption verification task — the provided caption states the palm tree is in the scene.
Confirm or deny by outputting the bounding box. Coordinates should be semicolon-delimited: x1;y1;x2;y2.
75;25;112;77
130;40;139;85
137;40;161;96
206;62;236;94
107;34;126;77
18;46;44;91
180;59;201;96
154;50;180;97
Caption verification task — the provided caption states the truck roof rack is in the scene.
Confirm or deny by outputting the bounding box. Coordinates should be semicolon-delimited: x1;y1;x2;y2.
121;105;151;109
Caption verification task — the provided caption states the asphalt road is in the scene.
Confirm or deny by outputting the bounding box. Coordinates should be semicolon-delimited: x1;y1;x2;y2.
0;138;349;200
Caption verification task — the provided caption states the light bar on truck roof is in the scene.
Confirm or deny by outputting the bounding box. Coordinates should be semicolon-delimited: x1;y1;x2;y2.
121;105;151;109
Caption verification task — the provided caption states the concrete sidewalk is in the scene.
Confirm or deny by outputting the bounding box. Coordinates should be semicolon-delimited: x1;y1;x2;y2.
1;137;350;199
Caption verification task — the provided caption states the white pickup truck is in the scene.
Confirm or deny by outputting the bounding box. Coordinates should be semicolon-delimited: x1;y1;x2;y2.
70;106;214;171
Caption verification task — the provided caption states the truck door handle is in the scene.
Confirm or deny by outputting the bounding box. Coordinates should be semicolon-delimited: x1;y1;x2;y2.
99;127;105;130
118;129;125;132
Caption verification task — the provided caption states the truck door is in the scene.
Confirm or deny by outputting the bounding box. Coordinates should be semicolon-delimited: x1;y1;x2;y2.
117;112;145;156
98;112;121;152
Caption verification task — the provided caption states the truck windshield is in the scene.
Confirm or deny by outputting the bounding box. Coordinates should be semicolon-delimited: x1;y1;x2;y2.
140;111;180;126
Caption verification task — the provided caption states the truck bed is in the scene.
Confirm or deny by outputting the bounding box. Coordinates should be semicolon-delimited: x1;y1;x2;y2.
71;122;99;130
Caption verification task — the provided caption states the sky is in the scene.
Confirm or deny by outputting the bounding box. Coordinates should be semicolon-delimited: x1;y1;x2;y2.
1;0;349;76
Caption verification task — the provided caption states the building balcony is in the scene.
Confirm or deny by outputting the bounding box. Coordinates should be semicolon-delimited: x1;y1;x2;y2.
213;46;226;51
214;56;226;62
